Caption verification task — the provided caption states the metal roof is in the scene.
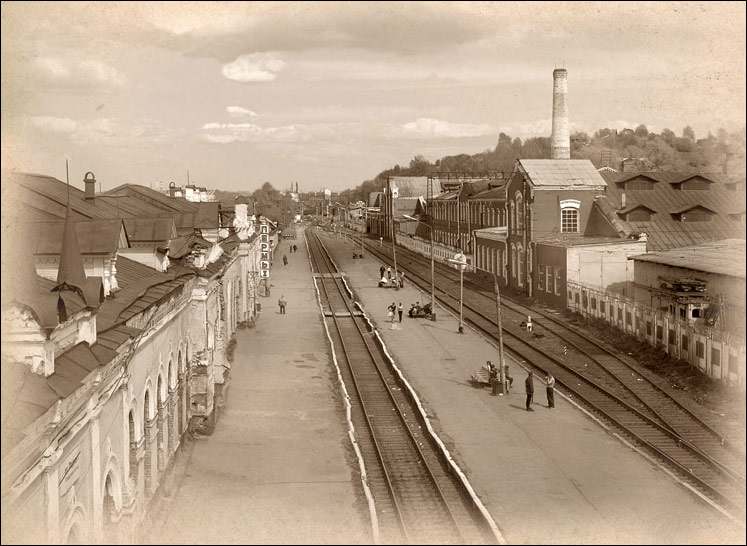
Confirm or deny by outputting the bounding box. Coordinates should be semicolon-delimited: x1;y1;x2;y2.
389;177;429;198
600;171;745;251
631;239;746;278
29;219;127;255
519;159;607;188
122;218;177;242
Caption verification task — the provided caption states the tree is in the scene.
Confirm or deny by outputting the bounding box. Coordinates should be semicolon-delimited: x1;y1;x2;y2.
634;124;649;137
682;125;695;141
408;155;429;176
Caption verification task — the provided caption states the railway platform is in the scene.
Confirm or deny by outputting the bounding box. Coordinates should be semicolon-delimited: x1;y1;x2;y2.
147;232;371;544
317;231;743;544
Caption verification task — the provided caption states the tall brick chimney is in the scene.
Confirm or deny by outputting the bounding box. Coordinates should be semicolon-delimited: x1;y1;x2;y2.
84;172;96;200
551;68;570;160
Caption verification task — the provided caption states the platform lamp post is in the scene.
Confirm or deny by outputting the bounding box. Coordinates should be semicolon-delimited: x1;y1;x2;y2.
386;177;399;291
403;214;435;321
471;263;508;395
447;253;468;333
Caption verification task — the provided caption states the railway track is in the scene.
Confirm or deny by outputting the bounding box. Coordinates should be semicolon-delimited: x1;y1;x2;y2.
306;230;497;544
352;233;746;518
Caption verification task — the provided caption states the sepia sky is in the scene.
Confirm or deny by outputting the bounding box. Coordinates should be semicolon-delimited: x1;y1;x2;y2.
1;1;745;192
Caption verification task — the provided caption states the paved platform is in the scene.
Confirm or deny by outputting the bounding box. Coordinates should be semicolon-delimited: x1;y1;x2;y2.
318;231;743;544
148;235;371;544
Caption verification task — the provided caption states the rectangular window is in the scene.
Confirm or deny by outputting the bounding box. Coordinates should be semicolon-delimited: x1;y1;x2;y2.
696;341;705;358
600;301;605;314
711;347;721;368
681;334;688;350
554;268;561;296
546;265;552;293
668;329;676;345
575;292;579;303
646;321;652;335
538;265;545;291
626;311;632;325
656;325;663;341
680;307;686;318
569;290;573;301
617;307;623;321
591;297;597;310
561;208;579;233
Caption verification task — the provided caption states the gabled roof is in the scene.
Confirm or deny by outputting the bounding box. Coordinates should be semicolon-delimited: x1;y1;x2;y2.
105;184;200;214
631;239;746;278
618;203;657;215
389;176;429;198
668;174;717;185
5;171;129;220
669;204;717;215
29;219;128;255
518;159;607;189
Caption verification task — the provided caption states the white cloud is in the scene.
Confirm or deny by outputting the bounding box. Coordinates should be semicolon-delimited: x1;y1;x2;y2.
222;53;285;83
226;106;258;119
32;57;126;90
395;118;495;139
30;116;78;133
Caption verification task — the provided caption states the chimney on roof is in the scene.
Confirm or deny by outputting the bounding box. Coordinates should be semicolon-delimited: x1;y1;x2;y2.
84;171;96;200
551;68;570;160
169;181;177;197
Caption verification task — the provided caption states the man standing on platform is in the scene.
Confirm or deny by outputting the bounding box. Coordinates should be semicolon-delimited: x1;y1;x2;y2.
397;302;403;322
525;370;535;411
546;373;555;408
278;295;287;314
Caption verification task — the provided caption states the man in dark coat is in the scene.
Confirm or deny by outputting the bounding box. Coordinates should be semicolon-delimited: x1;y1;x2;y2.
525;371;535;411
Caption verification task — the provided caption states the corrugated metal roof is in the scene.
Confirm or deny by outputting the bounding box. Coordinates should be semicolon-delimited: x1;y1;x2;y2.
601;171;745;251
519;159;607;188
631;239;746;278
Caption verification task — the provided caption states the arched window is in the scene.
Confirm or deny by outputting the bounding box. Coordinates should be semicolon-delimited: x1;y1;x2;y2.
157;376;165;474
510;201;515;233
143;391;151;493
517;243;524;287
516;192;524;232
560;200;580;233
128;411;138;484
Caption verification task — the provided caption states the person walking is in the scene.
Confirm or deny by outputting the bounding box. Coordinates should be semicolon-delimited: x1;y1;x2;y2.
398;271;405;288
526;315;533;333
387;302;396;322
278;295;287;314
546;373;556;408
293;244;297;253
386;266;392;280
525;370;535;411
397;302;403;322
380;265;386;278
283;254;288;266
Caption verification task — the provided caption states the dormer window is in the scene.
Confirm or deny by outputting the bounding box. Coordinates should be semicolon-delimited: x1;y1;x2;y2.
671;175;714;190
560;199;580;233
617;174;658;190
670;205;716;223
618;204;656;222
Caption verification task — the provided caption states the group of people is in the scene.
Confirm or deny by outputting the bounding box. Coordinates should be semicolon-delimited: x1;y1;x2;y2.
378;265;405;289
283;244;298;266
387;302;404;322
524;370;555;411
482;361;554;410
